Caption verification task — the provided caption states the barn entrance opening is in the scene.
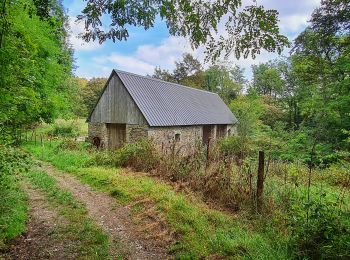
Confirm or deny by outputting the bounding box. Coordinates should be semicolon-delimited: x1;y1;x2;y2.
202;125;214;145
107;123;126;149
216;125;227;138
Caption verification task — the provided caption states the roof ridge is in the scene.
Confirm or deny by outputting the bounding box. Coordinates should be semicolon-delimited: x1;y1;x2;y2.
113;69;218;96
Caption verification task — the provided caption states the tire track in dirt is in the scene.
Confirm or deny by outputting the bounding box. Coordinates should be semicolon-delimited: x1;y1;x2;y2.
39;162;170;260
1;184;78;260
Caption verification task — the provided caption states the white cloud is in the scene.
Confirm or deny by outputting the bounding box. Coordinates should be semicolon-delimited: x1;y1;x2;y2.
94;53;155;75
90;36;204;76
67;17;103;51
279;14;310;34
136;37;204;70
72;0;322;79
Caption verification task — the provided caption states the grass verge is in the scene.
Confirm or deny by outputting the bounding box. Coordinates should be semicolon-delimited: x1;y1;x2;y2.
23;141;289;259
0;147;28;250
22;168;112;259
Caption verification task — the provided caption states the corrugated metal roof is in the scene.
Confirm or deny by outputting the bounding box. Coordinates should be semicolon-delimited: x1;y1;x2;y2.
114;69;237;127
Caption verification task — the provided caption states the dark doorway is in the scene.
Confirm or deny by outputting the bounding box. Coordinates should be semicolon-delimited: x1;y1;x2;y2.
203;125;214;145
216;125;227;138
107;123;126;149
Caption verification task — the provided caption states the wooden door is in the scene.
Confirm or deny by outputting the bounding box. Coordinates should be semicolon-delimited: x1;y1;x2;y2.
202;125;213;145
107;124;126;149
216;125;227;138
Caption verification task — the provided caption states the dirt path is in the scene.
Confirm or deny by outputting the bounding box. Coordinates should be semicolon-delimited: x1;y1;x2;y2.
2;184;78;260
39;162;170;260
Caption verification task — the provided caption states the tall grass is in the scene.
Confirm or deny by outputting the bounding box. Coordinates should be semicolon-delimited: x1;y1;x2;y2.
22;138;350;259
22;140;290;259
0;146;29;249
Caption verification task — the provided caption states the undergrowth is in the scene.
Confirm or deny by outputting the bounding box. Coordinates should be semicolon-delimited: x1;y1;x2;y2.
22;139;350;259
23;140;289;259
0;146;29;249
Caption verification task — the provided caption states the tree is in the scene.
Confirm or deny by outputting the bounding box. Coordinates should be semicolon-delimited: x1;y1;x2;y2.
65;77;89;117
204;62;245;103
173;54;202;82
77;0;289;60
152;53;204;89
250;62;284;98
153;67;175;83
153;54;246;103
82;78;108;115
291;0;350;150
0;0;73;141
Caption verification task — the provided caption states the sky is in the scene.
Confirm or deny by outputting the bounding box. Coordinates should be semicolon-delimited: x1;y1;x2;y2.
64;0;321;80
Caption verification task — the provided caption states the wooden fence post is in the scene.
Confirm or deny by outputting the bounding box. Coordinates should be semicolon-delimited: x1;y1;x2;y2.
206;137;211;166
257;151;265;213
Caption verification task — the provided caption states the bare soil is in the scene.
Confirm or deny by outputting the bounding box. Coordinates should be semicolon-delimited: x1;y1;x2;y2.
39;162;170;260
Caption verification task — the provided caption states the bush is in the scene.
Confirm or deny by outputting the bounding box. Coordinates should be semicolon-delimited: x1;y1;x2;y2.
87;139;159;172
115;139;159;171
287;198;350;259
86;150;121;168
322;161;350;188
218;135;253;163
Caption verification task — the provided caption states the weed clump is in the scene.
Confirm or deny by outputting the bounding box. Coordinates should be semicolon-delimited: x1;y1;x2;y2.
87;139;159;171
115;139;159;171
287;198;350;259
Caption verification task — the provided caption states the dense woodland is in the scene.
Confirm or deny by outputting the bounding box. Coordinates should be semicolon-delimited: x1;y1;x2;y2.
1;0;350;259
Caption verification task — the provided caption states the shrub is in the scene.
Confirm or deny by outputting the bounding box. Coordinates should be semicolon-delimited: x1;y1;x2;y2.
115;139;159;171
287;198;350;259
86;139;159;172
86;150;121;168
56;140;82;151
322;161;350;188
218;135;253;163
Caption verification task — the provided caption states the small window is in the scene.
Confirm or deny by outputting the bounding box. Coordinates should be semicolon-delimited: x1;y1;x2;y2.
228;129;231;136
175;133;181;142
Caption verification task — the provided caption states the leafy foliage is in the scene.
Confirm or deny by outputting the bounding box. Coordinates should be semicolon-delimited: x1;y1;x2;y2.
287;196;350;259
152;54;245;102
88;139;158;171
48;122;80;138
77;0;289;60
0;0;73;142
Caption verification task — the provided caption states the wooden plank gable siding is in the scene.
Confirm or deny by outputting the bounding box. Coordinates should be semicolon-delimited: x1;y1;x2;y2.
89;73;147;125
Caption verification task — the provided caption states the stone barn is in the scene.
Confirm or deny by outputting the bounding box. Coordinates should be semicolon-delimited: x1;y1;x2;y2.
87;69;238;155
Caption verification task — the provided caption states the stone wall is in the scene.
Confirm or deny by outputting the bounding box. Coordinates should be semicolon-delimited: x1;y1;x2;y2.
227;124;238;136
148;126;203;156
87;122;108;148
126;124;149;143
88;122;238;152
